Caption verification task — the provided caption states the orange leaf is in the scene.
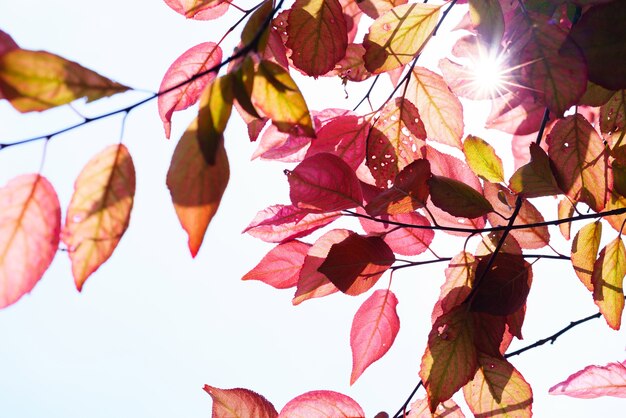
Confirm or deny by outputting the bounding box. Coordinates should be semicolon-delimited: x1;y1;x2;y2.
592;237;626;329
62;144;135;291
167;118;229;257
203;385;278;418
0;174;60;308
571;221;602;291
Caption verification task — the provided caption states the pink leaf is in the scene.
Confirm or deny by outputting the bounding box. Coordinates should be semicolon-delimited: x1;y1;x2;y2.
0;174;60;308
350;289;400;384
549;360;626;399
242;240;311;289
203;385;278;418
158;42;222;138
253;123;312;162
408;397;465;417
287;153;363;212
164;0;229;20
278;390;365;417
305;114;369;170
359;211;434;256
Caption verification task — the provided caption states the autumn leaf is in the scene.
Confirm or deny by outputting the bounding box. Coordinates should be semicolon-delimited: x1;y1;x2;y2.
318;232;395;295
363;3;441;74
286;0;348;77
203;385;278;418
428;175;493;219
486;91;549;136
305;114;369;170
509;143;561;198
468;0;504;46
242;240;311;289
431;252;476;323
0;174;60;308
197;74;234;164
167;118;229;257
158;42;222;138
287;153;363;212
350;289;400;384
463;354;533;417
62;144;135;291
571;221;602;291
549;360;626;399
164;0;228;20
0;49;128;113
463;135;504;183
278;390;365;417
359;211;434;256
600;90;625;135
408;66;464;149
591;237;626;330
407;397;465;418
558;197;575;240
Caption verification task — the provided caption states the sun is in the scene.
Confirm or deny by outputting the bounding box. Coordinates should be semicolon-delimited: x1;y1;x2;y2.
467;46;510;99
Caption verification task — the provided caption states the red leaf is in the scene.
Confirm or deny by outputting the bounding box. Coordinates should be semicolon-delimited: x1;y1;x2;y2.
253;123;312;162
359;211;434;256
0;174;60;308
305;114;369;170
278;391;364;417
242;240;311;289
350;289;400;384
549;360;626;399
62;144;135;291
158;42;222;138
287;153;363;212
166;119;229;257
164;0;228;20
286;0;348;77
244;204;340;243
203;385;278;418
318;232;395;295
0;30;18;55
486;91;548;135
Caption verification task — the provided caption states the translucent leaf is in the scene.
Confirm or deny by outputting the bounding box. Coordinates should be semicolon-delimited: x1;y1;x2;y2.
0;50;128;113
278;390;365;417
509;143;561;198
463;135;504;183
580;81;615;107
326;43;372;82
558;197;575;240
420;306;478;412
571;221;602;291
319;232;395;295
363;3;441;74
463;354;533;417
408;66;464;149
0;174;60;308
366;98;427;187
468;0;504;46
547;114;608;212
592;237;626;330
244;204;340;243
600;90;625;135
357;0;407;19
253;123;312;162
251;60;314;136
203;385;278;418
197;74;234;164
305;114;369;170
407;397;465;418
359;211;433;256
164;0;228;20
166;119;229;257
486;91;547;136
158;42;222;138
549;360;626;399
0;29;18;55
242;240;311;289
471;313;507;357
286;0;348;77
432;252;476;323
62;145;135;291
350;289;400;384
287;153;363;212
428;175;493;218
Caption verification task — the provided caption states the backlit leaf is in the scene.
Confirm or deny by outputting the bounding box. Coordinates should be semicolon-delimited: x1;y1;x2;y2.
468;0;504;46
408;397;465;418
408;66;464;149
509;143;561;198
305;114;369;170
600;90;625;135
366;98;427;187
164;0;228;20
359;211;434;256
158;42;222;138
0;30;18;55
287;153;363;212
242;240;311;289
357;0;407;19
558;197;575;240
167;118;229;257
420;306;478;412
0;174;60;308
432;252;476;323
549;360;626;399
592;237;626;329
428;175;493;219
328;43;372;82
319;232;395;295
203;385;278;418
286;0;348;77
62;144;135;291
251;60;314;136
197;74;234;164
486;91;549;135
363;3;441;74
463;354;533;417
278;390;365;418
0;50;128;113
463;135;504;183
350;289;399;384
547;114;608;212
571;221;602;291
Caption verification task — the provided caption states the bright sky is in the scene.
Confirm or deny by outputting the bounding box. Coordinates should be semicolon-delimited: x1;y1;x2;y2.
0;1;624;417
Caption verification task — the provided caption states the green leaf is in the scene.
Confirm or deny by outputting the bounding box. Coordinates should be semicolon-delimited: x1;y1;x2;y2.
198;74;234;165
509;143;561;198
363;3;441;74
592;237;626;330
428;175;493;218
0;49;128;112
463;135;504;183
571;221;602;291
251;60;314;137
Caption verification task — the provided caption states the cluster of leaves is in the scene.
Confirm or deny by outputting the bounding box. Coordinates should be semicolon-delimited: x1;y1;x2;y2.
1;0;626;416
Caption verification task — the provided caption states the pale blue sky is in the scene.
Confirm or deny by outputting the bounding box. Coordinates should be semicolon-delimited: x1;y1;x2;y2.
0;1;624;417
